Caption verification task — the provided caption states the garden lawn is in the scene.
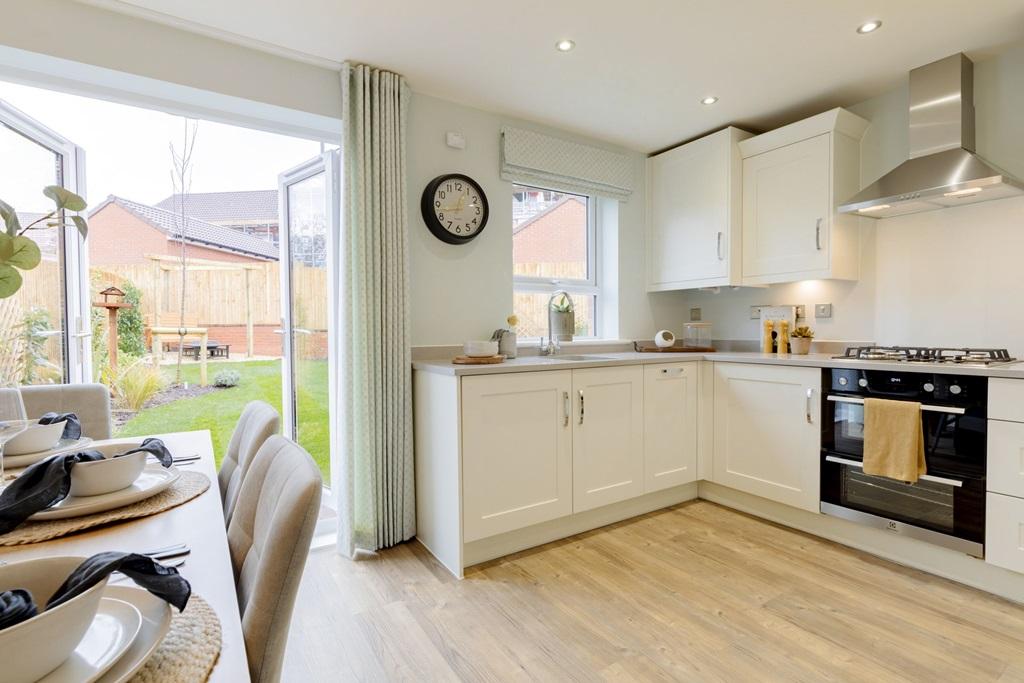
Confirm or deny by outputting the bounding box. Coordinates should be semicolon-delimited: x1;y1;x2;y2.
117;359;331;481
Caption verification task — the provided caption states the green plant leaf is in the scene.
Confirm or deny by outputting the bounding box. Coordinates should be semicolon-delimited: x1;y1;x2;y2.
43;185;87;212
0;263;22;298
0;199;20;236
7;236;41;270
71;215;88;239
0;232;11;262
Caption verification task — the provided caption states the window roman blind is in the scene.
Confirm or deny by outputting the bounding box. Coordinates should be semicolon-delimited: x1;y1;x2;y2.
500;126;635;201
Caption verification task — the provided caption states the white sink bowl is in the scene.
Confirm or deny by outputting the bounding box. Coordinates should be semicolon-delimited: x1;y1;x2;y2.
0;555;107;683
69;440;148;497
4;421;65;456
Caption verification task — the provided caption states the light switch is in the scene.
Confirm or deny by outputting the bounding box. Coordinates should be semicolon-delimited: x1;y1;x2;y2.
690;308;702;321
815;303;833;319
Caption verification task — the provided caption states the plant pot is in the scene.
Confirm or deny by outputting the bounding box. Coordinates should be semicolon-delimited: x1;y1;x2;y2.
549;310;575;342
790;337;812;355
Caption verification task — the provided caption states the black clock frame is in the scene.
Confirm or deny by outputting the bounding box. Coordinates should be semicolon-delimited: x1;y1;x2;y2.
420;173;489;245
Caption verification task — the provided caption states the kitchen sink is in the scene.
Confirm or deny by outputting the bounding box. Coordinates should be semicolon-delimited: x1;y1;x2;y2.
546;354;614;362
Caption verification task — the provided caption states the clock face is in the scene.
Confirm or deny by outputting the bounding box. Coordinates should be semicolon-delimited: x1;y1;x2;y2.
421;174;489;244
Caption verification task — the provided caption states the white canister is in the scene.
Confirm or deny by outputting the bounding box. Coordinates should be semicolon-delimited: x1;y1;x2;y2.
654;330;676;348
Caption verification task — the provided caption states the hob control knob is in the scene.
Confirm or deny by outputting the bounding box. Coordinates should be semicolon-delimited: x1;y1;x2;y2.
923;382;935;392
838;377;848;386
950;384;962;395
858;378;868;388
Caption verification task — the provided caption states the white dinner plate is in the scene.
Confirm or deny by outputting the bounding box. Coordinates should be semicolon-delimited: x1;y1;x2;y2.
96;586;173;683
3;437;94;469
38;597;142;683
30;465;181;521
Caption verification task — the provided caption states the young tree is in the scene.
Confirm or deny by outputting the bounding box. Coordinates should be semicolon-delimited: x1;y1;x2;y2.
168;119;199;384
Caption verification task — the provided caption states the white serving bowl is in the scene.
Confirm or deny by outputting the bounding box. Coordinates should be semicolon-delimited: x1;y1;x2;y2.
69;440;148;498
464;340;499;358
4;420;65;456
0;555;107;683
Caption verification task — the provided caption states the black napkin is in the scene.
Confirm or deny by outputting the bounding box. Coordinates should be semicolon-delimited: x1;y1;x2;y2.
38;412;82;440
0;451;103;534
0;552;191;632
119;438;173;467
0;588;36;630
48;552;190;612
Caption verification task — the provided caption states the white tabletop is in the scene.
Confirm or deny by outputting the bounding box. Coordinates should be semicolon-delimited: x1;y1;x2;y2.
0;430;250;683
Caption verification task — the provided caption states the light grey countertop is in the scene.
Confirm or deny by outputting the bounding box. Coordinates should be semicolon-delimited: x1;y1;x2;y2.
413;350;1024;379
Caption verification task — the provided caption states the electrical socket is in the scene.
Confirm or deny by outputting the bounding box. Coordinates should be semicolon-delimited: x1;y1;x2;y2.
690;307;702;321
749;305;764;320
795;305;806;319
815;303;833;319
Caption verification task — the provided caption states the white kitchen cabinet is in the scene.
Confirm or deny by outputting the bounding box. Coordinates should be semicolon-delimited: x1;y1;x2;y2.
740;108;868;285
461;371;573;542
988;420;1024;499
573;366;645;512
646;127;751;291
989;379;1024;422
643;363;698;492
986;492;1024;574
712;362;821;512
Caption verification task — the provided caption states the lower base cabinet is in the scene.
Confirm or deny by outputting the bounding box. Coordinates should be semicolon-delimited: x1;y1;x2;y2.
987;492;1024;573
644;363;698;492
712;362;821;512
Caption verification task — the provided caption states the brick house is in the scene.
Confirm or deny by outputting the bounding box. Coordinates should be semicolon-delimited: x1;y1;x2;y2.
155;190;279;245
512;195;587;280
88;195;278;266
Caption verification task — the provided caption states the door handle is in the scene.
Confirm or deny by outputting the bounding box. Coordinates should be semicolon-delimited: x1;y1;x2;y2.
578;390;585;425
826;395;965;415
716;231;724;260
563;391;569;427
824;455;963;488
806;388;814;424
815;218;823;251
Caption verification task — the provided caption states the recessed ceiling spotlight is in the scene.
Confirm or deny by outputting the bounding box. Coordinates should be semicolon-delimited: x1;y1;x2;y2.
701;96;719;105
556;39;575;52
856;20;882;34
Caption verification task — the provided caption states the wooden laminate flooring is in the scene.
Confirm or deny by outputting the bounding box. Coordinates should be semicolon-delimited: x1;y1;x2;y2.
282;501;1024;682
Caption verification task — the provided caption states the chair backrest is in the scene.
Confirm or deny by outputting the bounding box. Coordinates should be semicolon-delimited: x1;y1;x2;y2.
227;435;322;683
19;384;112;440
219;400;280;524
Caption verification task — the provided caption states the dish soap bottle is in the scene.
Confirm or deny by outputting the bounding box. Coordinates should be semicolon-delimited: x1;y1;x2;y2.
762;319;774;354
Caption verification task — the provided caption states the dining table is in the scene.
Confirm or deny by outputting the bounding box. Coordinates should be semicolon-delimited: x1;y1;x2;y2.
0;430;250;683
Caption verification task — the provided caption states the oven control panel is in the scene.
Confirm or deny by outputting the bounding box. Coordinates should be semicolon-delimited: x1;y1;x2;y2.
827;368;986;406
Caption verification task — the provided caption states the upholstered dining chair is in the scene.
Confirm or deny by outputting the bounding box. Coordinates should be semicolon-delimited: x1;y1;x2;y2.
219;400;280;524
227;435;322;683
19;383;112;439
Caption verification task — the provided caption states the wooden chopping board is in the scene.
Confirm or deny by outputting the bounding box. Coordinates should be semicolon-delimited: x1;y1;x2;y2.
452;355;506;365
633;342;715;353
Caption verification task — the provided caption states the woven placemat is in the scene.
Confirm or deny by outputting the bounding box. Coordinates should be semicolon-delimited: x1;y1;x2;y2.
0;470;210;546
131;594;223;683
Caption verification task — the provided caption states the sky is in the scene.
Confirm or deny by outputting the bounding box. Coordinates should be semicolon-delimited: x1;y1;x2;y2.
0;80;325;214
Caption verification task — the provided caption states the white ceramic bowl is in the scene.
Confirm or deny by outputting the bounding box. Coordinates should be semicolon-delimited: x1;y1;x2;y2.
464;340;499;358
0;555;107;683
69;440;149;498
4;420;65;456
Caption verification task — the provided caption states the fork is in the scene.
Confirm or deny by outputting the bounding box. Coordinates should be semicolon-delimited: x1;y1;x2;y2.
142;543;191;560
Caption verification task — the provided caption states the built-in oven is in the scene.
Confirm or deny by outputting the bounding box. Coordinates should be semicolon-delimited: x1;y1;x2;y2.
820;368;987;557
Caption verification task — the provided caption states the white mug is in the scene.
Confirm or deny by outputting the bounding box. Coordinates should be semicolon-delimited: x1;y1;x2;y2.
654;330;675;348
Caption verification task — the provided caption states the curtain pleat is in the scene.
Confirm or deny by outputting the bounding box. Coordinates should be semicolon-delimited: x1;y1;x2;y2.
339;63;414;556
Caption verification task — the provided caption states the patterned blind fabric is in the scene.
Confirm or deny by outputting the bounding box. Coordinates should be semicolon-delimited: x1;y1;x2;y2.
500;126;635;201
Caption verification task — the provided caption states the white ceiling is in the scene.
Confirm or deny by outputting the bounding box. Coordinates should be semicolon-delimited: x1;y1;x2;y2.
78;0;1024;152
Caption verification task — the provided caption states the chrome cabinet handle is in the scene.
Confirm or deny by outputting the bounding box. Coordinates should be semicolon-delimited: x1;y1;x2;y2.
563;391;569;427
716;231;724;260
815;218;823;250
806;388;814;424
578;390;585;425
825;455;963;488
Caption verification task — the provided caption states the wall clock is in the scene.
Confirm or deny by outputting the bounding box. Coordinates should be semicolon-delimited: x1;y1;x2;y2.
420;173;489;244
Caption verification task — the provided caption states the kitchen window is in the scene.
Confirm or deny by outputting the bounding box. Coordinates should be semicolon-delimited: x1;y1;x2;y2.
512;184;597;339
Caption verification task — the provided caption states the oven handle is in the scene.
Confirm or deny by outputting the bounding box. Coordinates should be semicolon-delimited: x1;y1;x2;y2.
826;394;965;415
824;455;964;488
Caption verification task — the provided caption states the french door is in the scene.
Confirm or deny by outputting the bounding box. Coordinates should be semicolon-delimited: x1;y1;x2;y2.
0;100;90;385
278;151;340;504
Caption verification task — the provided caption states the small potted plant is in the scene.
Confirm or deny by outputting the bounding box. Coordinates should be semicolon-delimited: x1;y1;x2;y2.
549;293;575;342
492;314;518;359
790;326;814;355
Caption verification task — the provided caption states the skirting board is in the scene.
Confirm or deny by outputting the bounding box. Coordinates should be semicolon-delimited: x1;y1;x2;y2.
462;482;700;570
699;481;1024;604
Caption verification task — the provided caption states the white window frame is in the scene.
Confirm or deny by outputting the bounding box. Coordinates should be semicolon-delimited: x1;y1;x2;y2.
512;183;600;340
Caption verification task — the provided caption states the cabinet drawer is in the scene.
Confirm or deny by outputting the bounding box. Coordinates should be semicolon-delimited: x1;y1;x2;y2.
990;379;1024;423
988;420;1024;498
986;492;1024;574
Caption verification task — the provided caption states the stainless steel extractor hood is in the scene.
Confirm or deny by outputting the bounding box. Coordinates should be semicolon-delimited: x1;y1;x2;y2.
839;53;1024;219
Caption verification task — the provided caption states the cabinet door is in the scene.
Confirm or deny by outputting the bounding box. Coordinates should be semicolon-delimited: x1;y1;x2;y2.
712;363;821;512
462;371;573;542
986;492;1024;574
644;363;698;492
648;133;729;287
742;133;831;281
573;366;644;512
988;420;1024;499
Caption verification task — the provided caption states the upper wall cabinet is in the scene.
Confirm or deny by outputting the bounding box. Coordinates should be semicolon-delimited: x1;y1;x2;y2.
646;127;752;291
740;108;869;285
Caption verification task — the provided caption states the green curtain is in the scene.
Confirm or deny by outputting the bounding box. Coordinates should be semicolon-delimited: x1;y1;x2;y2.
339;62;414;556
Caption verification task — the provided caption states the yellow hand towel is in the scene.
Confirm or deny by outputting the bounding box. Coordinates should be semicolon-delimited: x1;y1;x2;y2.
862;398;927;483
